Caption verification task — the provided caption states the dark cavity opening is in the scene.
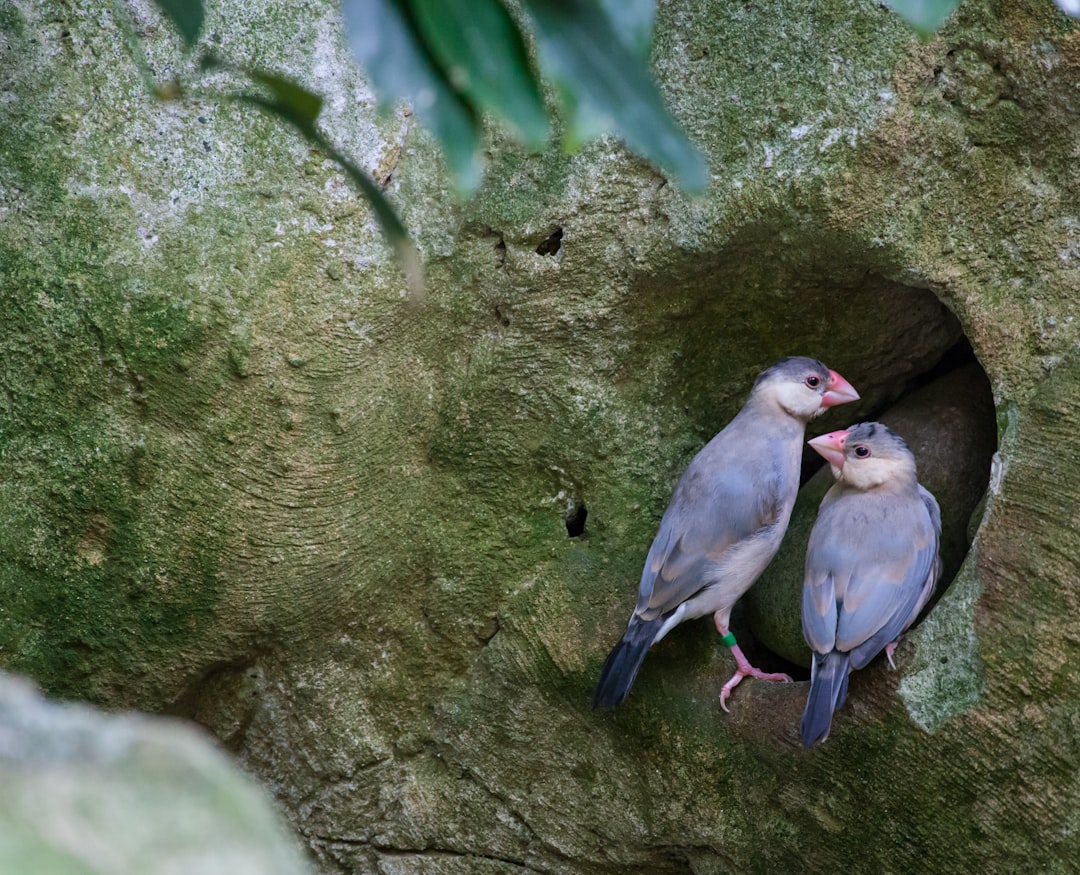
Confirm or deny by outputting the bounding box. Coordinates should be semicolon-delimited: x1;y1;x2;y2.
626;252;997;678
565;501;588;538
744;327;996;672
536;227;563;256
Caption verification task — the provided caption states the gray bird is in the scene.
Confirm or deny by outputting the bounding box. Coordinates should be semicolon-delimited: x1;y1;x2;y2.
593;357;860;711
800;422;942;746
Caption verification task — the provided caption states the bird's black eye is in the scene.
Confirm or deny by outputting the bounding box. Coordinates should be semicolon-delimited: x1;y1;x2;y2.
853;445;871;458
805;375;821;389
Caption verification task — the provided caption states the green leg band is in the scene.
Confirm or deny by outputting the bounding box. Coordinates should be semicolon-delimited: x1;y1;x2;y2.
719;631;737;648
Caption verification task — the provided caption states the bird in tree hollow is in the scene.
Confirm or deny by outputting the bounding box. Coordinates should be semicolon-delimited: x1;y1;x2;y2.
593;357;860;712
800;422;942;746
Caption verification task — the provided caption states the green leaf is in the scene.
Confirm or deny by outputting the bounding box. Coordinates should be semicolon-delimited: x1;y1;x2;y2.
247;70;323;136
341;0;482;194
598;0;656;61
229;68;422;297
244;94;424;297
408;0;549;148
150;0;204;50
522;0;708;193
885;0;960;36
317;137;425;300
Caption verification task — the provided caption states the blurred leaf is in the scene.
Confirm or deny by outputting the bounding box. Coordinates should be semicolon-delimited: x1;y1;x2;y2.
598;0;656;61
113;0;162;94
341;0;482;194
523;0;708;193
130;18;421;290
885;0;960;35
409;0;549;148
150;0;204;50
229;69;422;297
247;70;323;136
317;138;425;300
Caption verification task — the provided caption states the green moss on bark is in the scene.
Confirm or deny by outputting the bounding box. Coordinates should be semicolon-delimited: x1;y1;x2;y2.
5;0;1080;872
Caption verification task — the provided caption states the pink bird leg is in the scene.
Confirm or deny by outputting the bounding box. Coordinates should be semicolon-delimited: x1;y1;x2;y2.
885;638;901;670
715;615;792;712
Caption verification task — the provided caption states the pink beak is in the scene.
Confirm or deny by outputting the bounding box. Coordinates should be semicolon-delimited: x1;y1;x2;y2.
809;429;850;469
820;370;860;408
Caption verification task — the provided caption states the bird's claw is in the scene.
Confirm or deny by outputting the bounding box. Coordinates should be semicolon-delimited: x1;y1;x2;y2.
719;667;793;713
885;640;899;670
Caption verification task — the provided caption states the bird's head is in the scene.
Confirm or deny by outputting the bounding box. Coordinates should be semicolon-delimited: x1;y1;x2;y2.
754;357;859;422
808;421;918;489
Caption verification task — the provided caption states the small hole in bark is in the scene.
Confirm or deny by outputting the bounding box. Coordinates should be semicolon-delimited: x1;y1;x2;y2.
565;501;587;537
536;227;563;256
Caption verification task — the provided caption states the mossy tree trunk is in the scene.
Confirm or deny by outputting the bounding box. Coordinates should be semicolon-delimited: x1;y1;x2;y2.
2;0;1080;872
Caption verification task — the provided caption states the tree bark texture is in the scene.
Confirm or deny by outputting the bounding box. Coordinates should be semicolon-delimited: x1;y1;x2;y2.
2;0;1079;872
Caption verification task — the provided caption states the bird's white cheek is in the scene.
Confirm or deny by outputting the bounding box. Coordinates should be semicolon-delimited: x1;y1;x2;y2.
842;460;892;490
773;383;820;419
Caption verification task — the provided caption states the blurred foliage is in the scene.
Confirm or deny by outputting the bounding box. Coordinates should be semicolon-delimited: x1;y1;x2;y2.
340;0;709;196
886;0;960;36
141;0;1077;282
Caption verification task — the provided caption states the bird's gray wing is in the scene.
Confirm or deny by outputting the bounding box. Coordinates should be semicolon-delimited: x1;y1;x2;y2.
801;565;839;655
897;484;944;625
803;488;940;665
920;484;942;535
836;498;941;669
636;462;782;620
802;495;851;654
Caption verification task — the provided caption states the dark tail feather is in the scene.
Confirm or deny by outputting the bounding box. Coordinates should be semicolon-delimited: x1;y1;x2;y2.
592;617;665;710
801;651;851;746
834;665;851;712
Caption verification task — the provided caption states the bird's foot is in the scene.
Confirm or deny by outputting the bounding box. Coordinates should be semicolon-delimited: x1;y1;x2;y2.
885;639;900;670
718;664;793;713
